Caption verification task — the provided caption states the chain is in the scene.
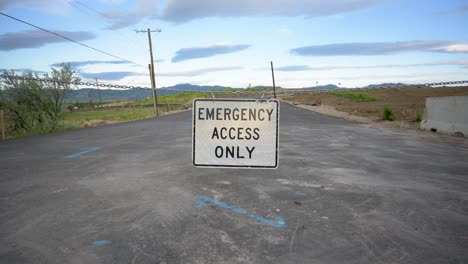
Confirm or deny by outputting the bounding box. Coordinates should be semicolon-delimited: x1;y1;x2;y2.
1;73;467;95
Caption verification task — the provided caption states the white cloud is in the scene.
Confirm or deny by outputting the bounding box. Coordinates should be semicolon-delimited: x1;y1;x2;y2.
0;0;70;14
172;44;251;62
161;0;383;22
275;59;468;71
159;66;244;77
96;0;127;4
99;0;157;29
0;30;95;51
277;26;291;34
290;41;468;56
432;44;468;53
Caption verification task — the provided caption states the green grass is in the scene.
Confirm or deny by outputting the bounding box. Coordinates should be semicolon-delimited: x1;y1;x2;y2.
158;92;210;104
103;92;210;107
8;92;209;138
330;91;377;102
63;92;211;130
244;87;271;92
383;105;396;121
64;108;155;125
412;112;422;122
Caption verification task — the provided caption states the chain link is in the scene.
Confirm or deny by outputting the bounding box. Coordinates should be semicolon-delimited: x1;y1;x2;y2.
1;73;467;95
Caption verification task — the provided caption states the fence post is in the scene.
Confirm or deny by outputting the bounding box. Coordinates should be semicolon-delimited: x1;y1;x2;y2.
270;61;277;99
1;110;5;140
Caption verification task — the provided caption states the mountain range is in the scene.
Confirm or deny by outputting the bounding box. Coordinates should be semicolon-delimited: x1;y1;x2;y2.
66;83;233;102
66;82;416;102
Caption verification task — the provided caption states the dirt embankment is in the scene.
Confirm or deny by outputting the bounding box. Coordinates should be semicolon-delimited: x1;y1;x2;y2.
280;87;468;128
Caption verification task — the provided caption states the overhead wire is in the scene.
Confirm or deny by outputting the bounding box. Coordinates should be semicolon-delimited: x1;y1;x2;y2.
65;0;94;16
63;0;152;88
66;0;144;52
0;11;146;68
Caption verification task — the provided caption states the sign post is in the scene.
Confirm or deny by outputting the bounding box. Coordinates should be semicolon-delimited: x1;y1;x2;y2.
193;99;279;168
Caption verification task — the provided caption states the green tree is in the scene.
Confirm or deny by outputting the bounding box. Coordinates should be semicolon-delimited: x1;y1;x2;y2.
0;64;80;136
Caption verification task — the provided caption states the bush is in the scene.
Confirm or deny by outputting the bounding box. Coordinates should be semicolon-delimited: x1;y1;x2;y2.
0;64;79;136
412;112;422;122
383;105;396;121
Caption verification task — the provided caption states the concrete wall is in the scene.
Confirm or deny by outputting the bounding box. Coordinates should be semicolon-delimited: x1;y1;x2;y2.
421;96;468;137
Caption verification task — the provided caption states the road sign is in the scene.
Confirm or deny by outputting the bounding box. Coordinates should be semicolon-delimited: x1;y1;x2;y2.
193;98;279;168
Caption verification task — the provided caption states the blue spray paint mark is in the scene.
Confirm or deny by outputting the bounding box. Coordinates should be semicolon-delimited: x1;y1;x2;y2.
195;195;286;228
65;147;102;158
93;240;110;246
292;191;306;197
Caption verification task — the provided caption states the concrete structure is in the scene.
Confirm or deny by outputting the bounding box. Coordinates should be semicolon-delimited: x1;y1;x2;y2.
421;96;468;137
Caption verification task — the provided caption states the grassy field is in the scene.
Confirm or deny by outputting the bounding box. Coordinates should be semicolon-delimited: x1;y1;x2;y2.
62;91;261;130
63;108;155;126
63;92;222;128
102;92;211;107
281;86;468;123
330;91;377;102
6;86;466;138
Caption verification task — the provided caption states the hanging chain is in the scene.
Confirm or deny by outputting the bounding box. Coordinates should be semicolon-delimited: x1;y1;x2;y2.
1;73;467;95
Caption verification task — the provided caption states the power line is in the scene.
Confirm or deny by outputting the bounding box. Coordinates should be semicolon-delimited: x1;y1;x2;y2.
64;0;143;60
65;0;94;16
71;0;111;19
0;11;146;68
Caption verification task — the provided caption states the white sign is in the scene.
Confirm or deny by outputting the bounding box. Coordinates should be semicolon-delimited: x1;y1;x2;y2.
193;99;279;168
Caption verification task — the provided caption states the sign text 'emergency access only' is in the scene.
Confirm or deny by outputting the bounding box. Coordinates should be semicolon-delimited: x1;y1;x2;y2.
193;99;279;168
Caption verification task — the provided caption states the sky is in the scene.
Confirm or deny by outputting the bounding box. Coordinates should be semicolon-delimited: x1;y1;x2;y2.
0;0;467;88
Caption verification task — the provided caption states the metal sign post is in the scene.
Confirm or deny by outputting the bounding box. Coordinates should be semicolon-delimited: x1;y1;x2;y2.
192;99;279;168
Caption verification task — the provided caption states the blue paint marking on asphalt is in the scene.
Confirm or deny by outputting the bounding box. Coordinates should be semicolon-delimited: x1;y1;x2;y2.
195;195;286;228
293;191;306;196
93;240;110;246
65;147;102;159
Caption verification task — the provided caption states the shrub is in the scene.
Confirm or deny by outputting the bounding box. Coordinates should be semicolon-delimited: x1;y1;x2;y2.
383;105;396;121
0;64;79;136
412;112;422;122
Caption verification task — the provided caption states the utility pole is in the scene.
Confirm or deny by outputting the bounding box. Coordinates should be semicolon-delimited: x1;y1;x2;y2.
136;28;161;115
95;78;103;107
148;64;157;114
270;61;277;99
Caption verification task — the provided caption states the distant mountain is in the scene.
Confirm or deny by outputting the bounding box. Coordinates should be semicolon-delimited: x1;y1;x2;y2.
66;84;236;102
365;83;407;89
302;84;341;90
66;88;152;102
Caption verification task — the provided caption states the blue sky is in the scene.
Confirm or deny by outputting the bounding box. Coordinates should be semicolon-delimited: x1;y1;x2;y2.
0;0;467;88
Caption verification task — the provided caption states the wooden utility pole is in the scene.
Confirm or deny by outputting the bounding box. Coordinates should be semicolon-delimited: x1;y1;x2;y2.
148;64;157;114
95;78;103;107
1;110;5;140
136;28;161;115
270;61;277;99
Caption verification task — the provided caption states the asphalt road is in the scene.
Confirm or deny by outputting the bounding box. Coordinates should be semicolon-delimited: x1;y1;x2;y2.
1;102;468;264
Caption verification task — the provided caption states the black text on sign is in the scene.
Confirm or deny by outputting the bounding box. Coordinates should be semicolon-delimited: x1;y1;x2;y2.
193;99;279;168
